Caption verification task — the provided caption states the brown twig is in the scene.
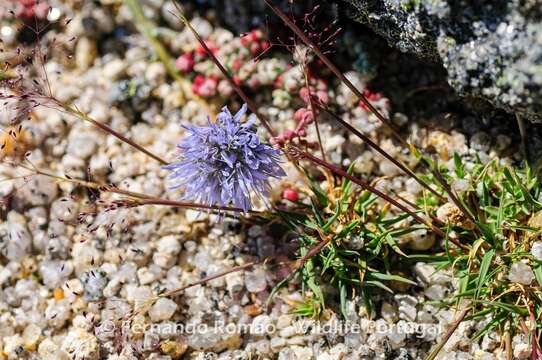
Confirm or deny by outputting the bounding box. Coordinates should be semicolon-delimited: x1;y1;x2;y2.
54;100;169;165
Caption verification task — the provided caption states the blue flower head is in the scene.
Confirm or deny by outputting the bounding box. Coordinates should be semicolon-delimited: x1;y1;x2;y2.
165;104;286;212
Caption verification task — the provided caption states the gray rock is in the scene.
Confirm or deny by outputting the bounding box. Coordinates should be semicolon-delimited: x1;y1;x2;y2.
342;0;542;121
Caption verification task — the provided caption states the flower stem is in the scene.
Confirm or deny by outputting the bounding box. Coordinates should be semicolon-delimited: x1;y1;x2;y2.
28;165;260;214
293;148;467;249
302;66;326;163
161;260;264;298
317;103;445;201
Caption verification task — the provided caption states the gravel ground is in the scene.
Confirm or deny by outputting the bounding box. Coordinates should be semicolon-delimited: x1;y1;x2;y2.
0;1;533;359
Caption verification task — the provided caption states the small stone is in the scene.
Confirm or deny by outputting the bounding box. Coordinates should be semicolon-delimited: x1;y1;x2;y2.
381;302;398;323
145;62;167;86
40;260;73;289
343;233;364;250
160;340;188;359
514;342;531;359
67;131;97;159
61;328;99;360
81;268;108;300
156;236;182;255
508;262;535;285
270;336;287;351
531;241;542;261
137;265;163;285
451;178;470;194
387;323;407;349
22;323;42;350
50;197;79;222
20;174;59;205
38;338;69;360
395;294;418;322
408;229;436;250
250;315;273;336
279;325;298;338
193;251;210;270
149;298;178;322
128;286;154;313
414;262;450;285
245;268;267;293
75;37;97;70
45;299;71;329
2;211;32;261
424;284;447;300
102;58;126;80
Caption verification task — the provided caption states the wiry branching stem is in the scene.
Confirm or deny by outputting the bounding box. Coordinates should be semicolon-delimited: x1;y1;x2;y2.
302;67;326;162
263;0;404;143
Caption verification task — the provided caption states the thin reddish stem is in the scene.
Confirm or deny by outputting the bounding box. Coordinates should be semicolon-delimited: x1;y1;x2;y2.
293;148;467;249
317;103;445;201
175;7;276;137
302;66;326;162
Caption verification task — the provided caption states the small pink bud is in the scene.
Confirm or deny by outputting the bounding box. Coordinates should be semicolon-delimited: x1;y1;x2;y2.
299;87;310;103
294;108;307;122
301;109;314;124
175;53;195;73
197;77;218;97
273;75;284;88
316;90;329;104
250;30;261;41
250;42;261;55
283;129;295;139
282;189;299;202
195;45;207;57
248;76;260;88
231;58;242;72
240;35;251;46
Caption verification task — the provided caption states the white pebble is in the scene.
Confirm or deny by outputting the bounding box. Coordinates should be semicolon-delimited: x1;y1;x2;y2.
245;268;267;293
531;242;542;261
508;262;535;285
149;298;178;322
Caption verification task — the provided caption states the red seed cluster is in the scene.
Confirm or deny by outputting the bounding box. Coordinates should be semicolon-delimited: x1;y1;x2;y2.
2;0;50;20
174;29;272;99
